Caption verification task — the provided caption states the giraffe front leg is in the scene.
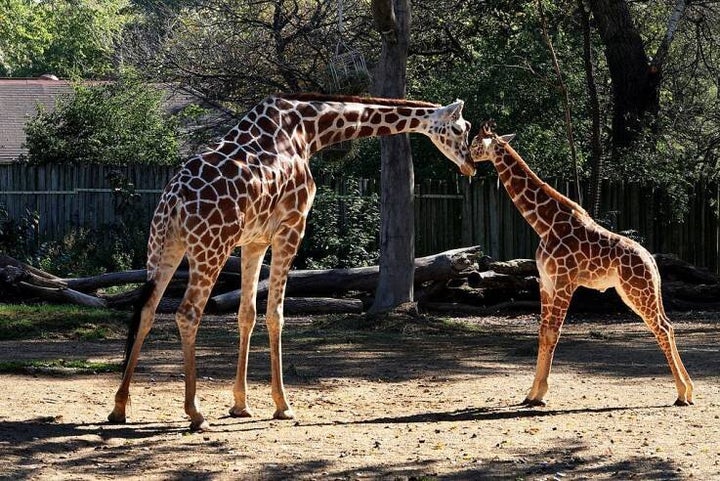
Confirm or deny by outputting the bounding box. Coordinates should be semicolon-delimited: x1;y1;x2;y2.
267;301;294;420
266;268;294;420
264;222;308;420
230;243;268;418
523;324;562;406
523;280;572;407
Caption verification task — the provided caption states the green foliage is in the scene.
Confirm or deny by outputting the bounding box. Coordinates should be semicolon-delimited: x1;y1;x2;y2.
0;204;40;259
33;225;142;277
0;0;129;78
296;179;380;269
409;0;591;180
23;71;181;166
0;304;127;341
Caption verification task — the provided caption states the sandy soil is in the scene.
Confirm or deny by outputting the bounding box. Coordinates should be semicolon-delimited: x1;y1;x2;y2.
0;310;719;480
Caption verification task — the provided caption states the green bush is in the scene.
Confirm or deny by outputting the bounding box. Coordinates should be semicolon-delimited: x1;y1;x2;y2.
297;179;380;269
23;70;181;167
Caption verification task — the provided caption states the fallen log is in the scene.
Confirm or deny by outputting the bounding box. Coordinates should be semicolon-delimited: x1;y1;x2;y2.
0;257;67;289
208;246;481;313
486;258;538;276
16;282;108;308
65;256;258;293
0;256;106;308
655;254;718;284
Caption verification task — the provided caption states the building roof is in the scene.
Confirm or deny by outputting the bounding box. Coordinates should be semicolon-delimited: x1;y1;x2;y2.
0;77;74;164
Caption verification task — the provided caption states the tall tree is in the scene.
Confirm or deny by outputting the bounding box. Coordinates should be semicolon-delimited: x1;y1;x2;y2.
588;0;688;147
368;0;414;314
0;0;128;78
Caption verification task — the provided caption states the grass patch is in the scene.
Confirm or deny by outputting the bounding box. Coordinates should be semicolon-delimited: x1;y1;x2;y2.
0;304;128;340
0;359;121;375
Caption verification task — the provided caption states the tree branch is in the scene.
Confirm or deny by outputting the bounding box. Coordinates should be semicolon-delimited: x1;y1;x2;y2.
651;0;688;70
537;0;582;203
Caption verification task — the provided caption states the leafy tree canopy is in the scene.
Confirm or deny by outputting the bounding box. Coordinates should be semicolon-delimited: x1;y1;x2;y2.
0;0;130;78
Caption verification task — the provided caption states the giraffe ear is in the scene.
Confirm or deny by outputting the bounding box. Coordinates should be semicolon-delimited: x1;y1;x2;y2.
499;134;516;144
438;100;464;121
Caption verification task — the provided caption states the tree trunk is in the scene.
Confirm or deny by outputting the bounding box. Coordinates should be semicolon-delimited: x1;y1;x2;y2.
588;0;660;146
369;0;414;314
579;0;604;217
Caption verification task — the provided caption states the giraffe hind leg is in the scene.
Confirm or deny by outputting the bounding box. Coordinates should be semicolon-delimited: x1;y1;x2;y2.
108;248;184;423
176;248;233;431
107;281;156;424
615;269;694;406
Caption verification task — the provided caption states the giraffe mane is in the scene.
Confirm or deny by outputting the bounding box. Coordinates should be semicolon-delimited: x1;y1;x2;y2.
277;92;441;108
502;142;590;218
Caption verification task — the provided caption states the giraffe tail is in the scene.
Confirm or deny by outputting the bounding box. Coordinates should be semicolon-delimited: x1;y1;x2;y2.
122;280;157;372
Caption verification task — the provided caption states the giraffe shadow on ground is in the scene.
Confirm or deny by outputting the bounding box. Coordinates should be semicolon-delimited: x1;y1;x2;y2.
298;402;669;428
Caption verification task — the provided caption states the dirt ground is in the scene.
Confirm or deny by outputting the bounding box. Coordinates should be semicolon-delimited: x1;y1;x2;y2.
0;310;719;480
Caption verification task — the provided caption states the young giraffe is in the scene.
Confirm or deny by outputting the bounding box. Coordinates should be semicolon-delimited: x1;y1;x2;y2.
108;93;477;431
470;122;693;407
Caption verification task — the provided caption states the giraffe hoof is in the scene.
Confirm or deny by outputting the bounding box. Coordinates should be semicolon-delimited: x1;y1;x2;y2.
107;411;126;424
189;419;210;432
674;398;692;407
273;408;295;420
521;398;547;407
229;406;253;418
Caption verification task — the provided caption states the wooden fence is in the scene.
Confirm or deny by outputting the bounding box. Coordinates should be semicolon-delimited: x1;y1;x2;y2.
1;164;718;273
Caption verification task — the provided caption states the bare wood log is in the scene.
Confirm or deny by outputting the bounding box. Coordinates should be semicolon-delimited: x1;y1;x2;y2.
208;246;482;313
65;255;259;293
0;255;64;282
0;257;68;289
467;271;538;290
486;259;538;276
67;269;150;291
17;282;108;308
655;254;718;285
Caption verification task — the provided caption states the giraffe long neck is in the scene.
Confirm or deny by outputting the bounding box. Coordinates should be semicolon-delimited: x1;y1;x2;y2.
492;143;587;239
301;101;435;155
220;94;441;162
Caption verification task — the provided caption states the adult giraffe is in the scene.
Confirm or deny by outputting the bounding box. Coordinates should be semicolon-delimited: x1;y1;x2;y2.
470;122;693;407
108;93;477;431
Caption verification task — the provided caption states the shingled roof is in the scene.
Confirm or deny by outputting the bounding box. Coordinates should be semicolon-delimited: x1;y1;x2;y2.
0;76;74;164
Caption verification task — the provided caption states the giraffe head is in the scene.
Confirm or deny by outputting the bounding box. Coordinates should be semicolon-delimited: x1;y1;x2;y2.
426;100;476;177
470;120;516;162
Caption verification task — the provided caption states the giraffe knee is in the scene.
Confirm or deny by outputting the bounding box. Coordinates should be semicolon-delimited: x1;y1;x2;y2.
238;303;257;326
176;302;202;333
264;303;285;332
